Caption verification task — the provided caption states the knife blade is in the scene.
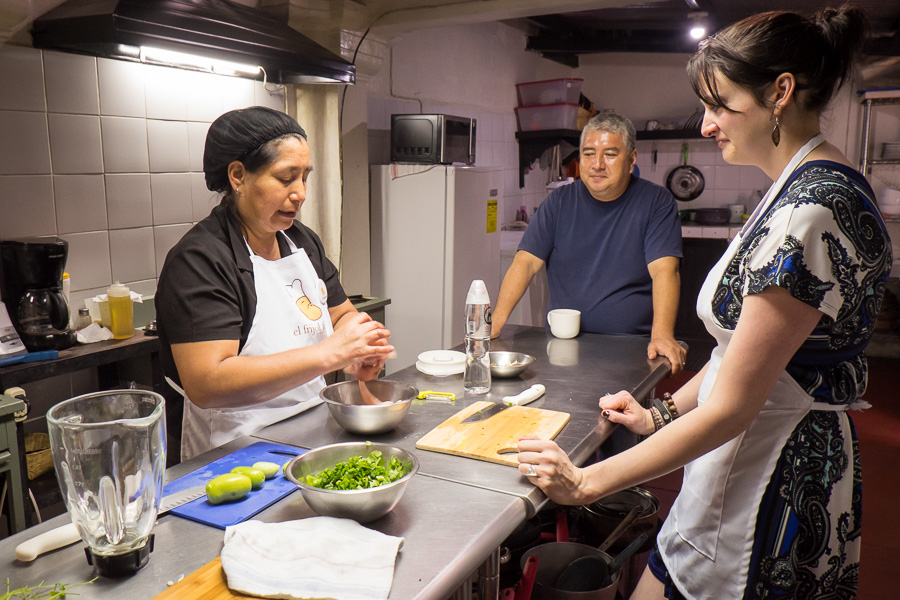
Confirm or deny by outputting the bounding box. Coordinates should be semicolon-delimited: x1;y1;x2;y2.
14;484;207;562
461;384;546;424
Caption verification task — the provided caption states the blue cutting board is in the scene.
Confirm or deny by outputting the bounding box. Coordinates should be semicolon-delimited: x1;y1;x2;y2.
162;441;306;529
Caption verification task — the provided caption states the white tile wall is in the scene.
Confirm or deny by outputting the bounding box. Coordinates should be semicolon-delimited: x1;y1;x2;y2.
98;58;146;118
635;138;772;219
101;116;150;173
0;110;51;174
145;65;189;120
106;173;153;229
110;227;156;282
150;173;193;224
147;119;190;172
61;231;112;290
44;52;99;115
0;175;54;238
0;46;276;302
54;174;107;233
48;113;103;173
0;45;45;112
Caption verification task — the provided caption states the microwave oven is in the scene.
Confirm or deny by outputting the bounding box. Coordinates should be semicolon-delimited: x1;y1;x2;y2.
390;114;476;165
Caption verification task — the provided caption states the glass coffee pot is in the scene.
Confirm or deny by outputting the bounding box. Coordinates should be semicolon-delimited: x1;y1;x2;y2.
47;390;167;577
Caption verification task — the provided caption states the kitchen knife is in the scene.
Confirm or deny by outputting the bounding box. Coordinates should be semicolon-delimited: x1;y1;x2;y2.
14;484;207;562
461;384;546;424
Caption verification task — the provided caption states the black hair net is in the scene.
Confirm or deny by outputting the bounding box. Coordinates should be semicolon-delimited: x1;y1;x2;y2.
203;106;307;193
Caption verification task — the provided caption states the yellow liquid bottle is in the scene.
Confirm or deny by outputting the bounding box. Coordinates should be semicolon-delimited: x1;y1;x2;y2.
107;282;134;340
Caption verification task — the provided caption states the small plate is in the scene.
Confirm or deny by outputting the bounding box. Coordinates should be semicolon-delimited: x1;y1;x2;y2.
416;360;464;377
417;350;466;365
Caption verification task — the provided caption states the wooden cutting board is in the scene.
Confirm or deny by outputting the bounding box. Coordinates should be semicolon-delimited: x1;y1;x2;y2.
153;557;253;599
416;401;569;466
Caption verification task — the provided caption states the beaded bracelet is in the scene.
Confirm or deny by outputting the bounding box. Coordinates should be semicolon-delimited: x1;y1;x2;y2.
650;406;665;432
651;396;674;427
662;392;679;419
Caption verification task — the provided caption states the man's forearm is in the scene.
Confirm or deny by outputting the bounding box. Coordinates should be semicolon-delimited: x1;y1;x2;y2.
649;262;680;339
493;251;543;330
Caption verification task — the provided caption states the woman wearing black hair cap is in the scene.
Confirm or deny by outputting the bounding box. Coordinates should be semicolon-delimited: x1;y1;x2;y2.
516;6;891;599
156;107;394;461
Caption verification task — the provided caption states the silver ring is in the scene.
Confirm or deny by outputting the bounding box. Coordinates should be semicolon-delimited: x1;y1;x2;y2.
525;464;537;477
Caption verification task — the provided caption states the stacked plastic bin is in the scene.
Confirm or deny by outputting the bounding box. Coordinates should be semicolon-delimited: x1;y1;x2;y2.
515;78;584;131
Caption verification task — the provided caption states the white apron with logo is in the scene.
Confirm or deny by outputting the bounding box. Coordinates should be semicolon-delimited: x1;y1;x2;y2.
658;135;862;597
179;233;333;460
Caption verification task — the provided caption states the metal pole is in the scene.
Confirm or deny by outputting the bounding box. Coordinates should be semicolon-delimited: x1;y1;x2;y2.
859;98;872;175
476;546;501;600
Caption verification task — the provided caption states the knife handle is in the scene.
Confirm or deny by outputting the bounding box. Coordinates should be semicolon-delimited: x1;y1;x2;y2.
503;384;546;406
15;522;81;562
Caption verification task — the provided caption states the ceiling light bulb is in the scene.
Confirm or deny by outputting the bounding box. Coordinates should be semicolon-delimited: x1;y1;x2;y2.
690;25;706;39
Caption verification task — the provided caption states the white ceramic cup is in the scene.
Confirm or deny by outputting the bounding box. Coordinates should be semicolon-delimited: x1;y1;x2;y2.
547;309;581;339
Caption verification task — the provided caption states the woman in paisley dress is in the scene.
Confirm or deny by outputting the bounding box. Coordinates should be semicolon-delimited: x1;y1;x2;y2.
516;5;891;599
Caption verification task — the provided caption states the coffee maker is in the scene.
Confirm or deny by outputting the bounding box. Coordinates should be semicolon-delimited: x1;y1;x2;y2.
0;237;76;351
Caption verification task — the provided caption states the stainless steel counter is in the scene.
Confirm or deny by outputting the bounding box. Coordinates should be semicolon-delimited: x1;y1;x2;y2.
255;325;678;517
0;326;678;599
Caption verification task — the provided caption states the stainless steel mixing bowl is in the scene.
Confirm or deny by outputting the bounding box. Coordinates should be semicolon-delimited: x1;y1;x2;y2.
489;351;535;378
319;379;417;434
285;441;419;523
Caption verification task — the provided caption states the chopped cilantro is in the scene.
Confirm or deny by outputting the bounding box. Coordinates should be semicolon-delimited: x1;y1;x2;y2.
305;450;410;490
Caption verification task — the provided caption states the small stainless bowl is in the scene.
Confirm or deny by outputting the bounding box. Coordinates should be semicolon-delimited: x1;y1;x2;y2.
489;351;535;378
286;441;419;523
319;380;417;434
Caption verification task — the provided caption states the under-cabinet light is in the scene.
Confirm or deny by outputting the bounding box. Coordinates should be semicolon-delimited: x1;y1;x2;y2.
138;46;261;77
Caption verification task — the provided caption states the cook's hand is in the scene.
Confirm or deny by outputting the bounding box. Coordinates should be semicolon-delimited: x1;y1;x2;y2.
327;312;394;372
517;435;589;505
347;354;388;382
598;391;655;436
647;336;686;375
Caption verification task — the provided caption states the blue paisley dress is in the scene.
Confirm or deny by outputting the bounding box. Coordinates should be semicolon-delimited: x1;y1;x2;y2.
659;161;891;599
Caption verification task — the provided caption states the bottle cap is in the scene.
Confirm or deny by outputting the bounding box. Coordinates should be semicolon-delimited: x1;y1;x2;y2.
107;281;131;297
466;280;490;304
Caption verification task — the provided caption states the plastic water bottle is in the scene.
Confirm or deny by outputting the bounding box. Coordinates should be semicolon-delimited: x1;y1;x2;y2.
463;280;492;394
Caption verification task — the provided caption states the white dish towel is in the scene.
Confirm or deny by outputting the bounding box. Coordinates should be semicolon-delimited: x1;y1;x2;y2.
221;517;404;600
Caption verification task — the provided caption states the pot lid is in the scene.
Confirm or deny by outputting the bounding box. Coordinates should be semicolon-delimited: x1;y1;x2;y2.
586;488;658;518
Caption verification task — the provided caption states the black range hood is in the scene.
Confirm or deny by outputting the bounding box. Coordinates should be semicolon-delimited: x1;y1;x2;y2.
31;0;355;84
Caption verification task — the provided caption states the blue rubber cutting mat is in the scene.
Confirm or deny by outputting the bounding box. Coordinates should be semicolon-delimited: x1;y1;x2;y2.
162;441;306;529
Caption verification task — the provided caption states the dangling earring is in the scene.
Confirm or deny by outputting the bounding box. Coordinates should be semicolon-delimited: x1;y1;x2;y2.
771;114;781;147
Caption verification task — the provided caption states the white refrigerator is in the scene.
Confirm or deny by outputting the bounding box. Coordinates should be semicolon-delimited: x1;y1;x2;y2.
371;164;501;374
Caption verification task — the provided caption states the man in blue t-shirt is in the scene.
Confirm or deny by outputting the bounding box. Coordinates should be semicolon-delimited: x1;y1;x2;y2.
492;112;685;374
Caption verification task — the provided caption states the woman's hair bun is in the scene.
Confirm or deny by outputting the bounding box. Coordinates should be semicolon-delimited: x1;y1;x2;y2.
816;4;869;68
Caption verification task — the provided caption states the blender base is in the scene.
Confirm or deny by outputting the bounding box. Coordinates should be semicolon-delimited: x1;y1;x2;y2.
85;534;155;578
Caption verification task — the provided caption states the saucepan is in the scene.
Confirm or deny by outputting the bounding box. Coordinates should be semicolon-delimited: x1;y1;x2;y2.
666;143;705;201
520;507;646;599
576;487;660;554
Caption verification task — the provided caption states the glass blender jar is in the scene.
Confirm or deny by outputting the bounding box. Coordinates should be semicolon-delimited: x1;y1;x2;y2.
47;390;166;577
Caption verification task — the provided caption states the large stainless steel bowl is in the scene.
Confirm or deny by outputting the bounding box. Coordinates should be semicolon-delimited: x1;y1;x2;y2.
319;380;417;434
286;441;419;523
490;351;535;378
